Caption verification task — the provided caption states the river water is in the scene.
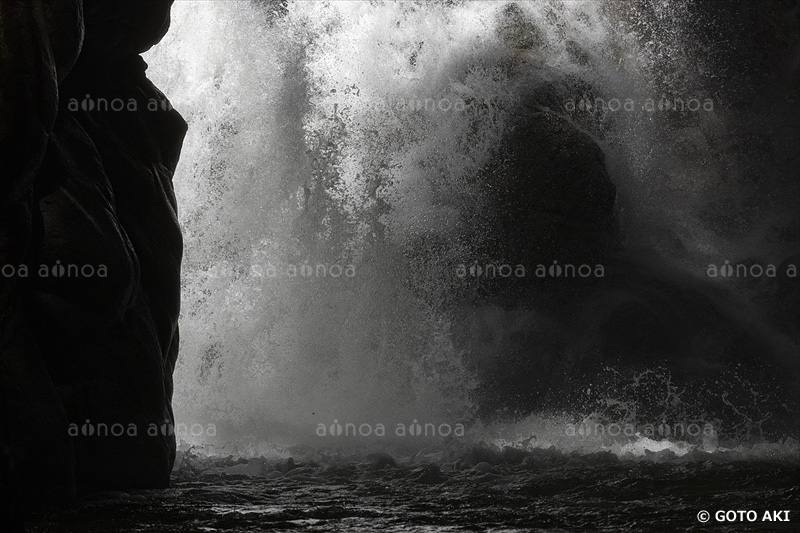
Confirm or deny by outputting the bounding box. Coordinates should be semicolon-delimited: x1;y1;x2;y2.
27;444;800;531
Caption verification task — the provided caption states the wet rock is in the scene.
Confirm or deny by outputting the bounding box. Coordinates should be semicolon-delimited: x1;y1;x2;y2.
366;452;397;470
278;457;296;473
264;470;284;480
426;98;619;418
321;464;357;480
525;446;568;469
443;460;466;472
223;459;266;477
644;449;679;463
500;446;528;465
0;380;23;533
458;446;501;466
464;107;618;280
474;472;505;482
521;455;546;470
583;451;620;465
566;457;589;468
411;464;446;485
80;0;175;64
284;467;315;478
471;462;500;474
0;0;185;506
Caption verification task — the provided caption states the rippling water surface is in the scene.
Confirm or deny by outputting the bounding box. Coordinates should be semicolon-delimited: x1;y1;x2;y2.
29;444;800;532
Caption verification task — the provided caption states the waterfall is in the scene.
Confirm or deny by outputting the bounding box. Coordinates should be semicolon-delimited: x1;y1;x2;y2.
144;0;798;450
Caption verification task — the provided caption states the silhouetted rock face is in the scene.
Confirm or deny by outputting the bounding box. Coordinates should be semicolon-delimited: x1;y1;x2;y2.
477;108;618;269
81;0;175;64
0;0;184;507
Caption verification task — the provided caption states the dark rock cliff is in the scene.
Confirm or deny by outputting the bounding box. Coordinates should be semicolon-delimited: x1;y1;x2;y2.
1;0;185;512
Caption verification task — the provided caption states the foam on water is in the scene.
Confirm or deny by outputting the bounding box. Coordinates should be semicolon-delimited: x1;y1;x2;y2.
483;413;800;462
144;1;796;457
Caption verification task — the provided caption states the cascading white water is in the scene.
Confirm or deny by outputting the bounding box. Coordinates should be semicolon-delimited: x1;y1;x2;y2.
143;0;794;453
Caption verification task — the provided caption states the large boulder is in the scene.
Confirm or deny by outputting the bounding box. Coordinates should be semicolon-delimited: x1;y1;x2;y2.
0;0;185;509
462;106;618;277
415;97;796;436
